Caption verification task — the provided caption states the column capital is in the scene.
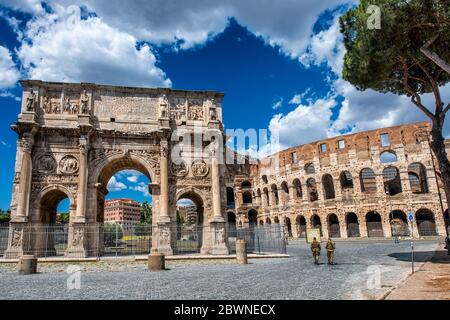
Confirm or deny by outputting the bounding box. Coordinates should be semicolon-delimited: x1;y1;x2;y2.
20;133;35;154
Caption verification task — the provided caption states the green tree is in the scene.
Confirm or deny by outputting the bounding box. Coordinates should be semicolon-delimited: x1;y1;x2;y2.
340;0;450;204
57;212;70;224
104;223;123;247
0;209;10;223
140;201;152;224
177;210;185;225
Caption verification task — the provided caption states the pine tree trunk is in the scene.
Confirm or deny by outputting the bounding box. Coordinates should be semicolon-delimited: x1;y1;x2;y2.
430;118;450;212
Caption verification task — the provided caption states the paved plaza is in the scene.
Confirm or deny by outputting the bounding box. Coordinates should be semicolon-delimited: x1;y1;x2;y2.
0;240;438;300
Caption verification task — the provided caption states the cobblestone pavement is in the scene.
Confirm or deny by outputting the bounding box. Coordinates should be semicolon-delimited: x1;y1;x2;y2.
0;240;437;300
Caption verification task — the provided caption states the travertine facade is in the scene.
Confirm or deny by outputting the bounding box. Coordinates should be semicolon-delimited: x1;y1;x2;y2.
6;81;449;258
230;122;449;240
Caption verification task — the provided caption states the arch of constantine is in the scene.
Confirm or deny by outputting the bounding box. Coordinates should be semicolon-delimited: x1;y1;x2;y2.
4;80;449;258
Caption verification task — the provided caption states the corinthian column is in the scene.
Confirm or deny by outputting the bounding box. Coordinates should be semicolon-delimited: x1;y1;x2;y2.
15;133;34;222
75;137;88;222
211;151;224;221
154;139;172;255
209;140;228;255
159;139;170;223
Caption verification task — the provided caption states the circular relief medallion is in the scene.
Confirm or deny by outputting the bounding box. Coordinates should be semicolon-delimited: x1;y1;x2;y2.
36;154;56;173
59;155;79;174
191;159;209;177
172;161;188;177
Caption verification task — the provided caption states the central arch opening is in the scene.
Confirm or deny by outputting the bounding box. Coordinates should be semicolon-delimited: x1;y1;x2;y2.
97;157;153;256
176;190;204;253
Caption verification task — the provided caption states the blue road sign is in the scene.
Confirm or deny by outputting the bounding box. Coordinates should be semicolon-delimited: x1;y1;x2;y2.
408;212;414;222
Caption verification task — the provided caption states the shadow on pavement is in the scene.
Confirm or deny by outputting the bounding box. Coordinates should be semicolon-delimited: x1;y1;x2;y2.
388;250;450;263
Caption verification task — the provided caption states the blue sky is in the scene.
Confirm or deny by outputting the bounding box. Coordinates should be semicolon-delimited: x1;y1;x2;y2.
0;1;448;211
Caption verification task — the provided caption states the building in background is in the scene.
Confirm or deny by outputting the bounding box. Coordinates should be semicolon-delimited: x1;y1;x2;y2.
177;205;197;224
104;199;142;228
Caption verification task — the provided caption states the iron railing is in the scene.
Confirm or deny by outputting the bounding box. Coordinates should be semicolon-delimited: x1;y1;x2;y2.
0;223;287;258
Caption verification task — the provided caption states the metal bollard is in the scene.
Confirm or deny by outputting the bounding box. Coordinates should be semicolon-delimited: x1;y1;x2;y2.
18;255;37;275
236;239;248;264
148;253;165;271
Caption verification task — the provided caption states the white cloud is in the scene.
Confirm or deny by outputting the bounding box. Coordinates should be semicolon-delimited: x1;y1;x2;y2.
269;97;336;149
107;176;126;192
130;185;150;197
8;0;351;56
264;10;450;151
300;15;345;75
126;175;138;183
0;0;44;15
0;46;20;89
16;6;171;87
289;88;312;105
272;98;283;110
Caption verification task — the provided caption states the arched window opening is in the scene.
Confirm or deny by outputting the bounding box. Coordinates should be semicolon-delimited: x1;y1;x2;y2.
389;210;409;237
322;174;335;199
248;209;258;230
241;180;252;189
263;187;270;206
242;191;252;205
383;166;402;195
360;168;377;193
366;211;383;237
380;151;397;163
305;163;315;174
340;171;353;189
346;213;360;238
261;175;268;184
296;216;307;238
328;214;340;238
311;215;322;236
265;217;272;224
415;209;437;236
284;217;292;237
293;179;302;199
307;178;318;202
281;181;290;203
408;163;428;194
271;184;279;205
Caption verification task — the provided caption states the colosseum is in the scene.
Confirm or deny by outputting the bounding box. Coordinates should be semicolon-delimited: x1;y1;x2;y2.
231;121;450;240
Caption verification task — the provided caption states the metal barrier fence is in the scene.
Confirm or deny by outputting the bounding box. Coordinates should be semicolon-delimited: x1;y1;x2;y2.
0;223;286;258
231;225;287;254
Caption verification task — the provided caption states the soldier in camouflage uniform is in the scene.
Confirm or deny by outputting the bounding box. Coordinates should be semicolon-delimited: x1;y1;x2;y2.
310;237;321;265
325;239;336;265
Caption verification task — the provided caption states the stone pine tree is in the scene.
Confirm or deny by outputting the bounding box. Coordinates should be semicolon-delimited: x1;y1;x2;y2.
340;0;450;205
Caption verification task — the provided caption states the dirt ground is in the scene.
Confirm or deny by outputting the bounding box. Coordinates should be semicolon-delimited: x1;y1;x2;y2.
385;245;450;300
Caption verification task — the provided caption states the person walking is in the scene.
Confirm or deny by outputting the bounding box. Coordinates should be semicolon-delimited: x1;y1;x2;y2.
310;237;321;265
325;239;336;265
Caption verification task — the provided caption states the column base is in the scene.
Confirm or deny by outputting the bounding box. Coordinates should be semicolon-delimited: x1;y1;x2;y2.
65;223;88;258
4;223;29;259
210;221;229;255
154;222;173;255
